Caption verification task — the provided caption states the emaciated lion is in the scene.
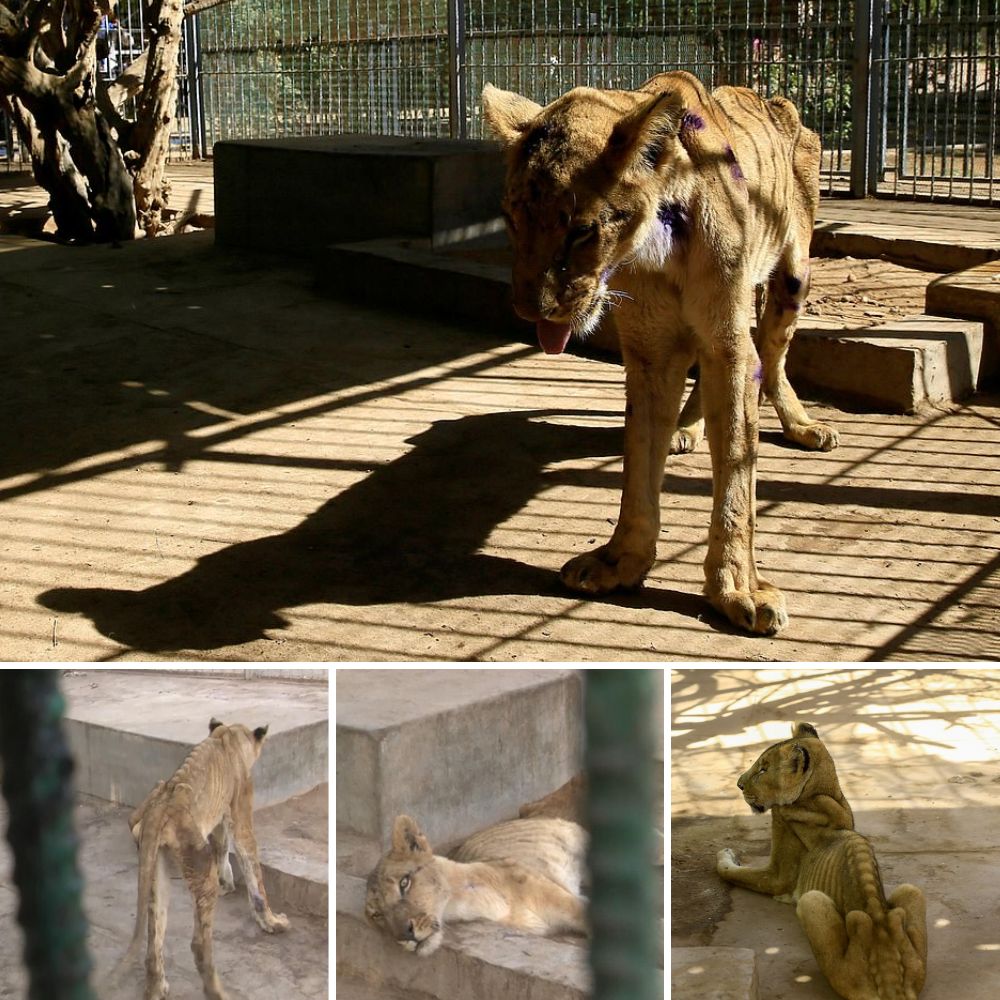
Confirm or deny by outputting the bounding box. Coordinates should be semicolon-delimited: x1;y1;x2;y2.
482;72;839;634
717;722;927;1000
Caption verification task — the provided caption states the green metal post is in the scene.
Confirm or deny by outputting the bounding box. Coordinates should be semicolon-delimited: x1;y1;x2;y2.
586;669;658;1000
0;669;96;1000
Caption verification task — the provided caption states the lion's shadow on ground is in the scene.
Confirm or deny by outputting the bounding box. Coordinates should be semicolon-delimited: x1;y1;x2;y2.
38;409;707;652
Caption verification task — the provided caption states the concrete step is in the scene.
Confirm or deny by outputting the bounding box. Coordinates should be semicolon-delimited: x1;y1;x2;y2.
926;259;1000;379
321;239;985;412
214;135;506;256
336;972;439;1000
812;216;1000;272
336;668;582;847
60;669;328;808
787;314;986;412
672;947;759;1000
251;783;329;919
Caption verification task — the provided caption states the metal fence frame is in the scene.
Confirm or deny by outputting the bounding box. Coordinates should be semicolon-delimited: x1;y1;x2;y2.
2;0;998;204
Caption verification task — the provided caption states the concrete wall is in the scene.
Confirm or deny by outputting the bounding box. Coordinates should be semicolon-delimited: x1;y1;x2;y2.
337;669;583;847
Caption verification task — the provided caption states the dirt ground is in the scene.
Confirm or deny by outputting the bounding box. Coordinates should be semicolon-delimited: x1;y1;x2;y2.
0;795;328;1000
0;232;997;661
672;668;1000;1000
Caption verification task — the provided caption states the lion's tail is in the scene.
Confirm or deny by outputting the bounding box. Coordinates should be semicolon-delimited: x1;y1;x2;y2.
103;799;168;988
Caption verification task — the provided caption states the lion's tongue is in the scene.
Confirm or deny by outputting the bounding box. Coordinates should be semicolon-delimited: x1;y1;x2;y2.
536;319;573;355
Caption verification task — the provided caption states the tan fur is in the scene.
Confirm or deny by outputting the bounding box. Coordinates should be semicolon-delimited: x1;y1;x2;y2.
717;723;927;1000
518;772;586;823
482;72;839;635
365;814;588;956
114;719;289;1000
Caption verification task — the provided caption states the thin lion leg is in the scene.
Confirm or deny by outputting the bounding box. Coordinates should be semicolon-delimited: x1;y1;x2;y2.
143;849;170;1000
231;791;289;933
182;842;228;1000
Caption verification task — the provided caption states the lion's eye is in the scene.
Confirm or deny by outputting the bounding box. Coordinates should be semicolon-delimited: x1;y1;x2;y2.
758;765;768;774
567;222;598;250
399;874;411;894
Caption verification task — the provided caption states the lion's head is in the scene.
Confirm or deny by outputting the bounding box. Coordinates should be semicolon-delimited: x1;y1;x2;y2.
365;815;449;957
481;72;733;355
737;721;841;814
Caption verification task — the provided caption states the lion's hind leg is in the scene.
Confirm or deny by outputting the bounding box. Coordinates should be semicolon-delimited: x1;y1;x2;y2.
757;256;839;452
889;883;927;993
180;840;228;1000
210;818;236;895
796;890;876;1000
144;848;170;1000
669;376;705;455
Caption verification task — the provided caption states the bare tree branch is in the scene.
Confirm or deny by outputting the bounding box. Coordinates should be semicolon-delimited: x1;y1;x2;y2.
183;0;236;16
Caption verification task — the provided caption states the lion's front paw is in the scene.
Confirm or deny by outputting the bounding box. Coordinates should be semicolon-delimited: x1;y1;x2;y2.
708;580;788;635
716;847;740;873
262;911;290;934
560;545;653;595
784;421;839;452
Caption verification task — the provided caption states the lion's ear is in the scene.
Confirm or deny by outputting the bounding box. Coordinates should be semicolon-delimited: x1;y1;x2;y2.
789;743;812;775
605;89;684;173
481;84;543;147
209;718;224;732
793;722;820;740
253;725;269;742
391;815;431;855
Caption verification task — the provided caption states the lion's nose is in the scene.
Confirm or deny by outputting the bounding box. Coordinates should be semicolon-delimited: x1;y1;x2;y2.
405;919;416;940
737;775;746;791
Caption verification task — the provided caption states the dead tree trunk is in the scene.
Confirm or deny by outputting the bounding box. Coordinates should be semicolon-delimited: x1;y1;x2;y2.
1;0;238;242
130;0;184;237
1;93;94;241
0;1;136;241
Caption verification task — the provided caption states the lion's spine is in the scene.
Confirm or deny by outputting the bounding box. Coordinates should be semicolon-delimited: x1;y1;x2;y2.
801;832;908;999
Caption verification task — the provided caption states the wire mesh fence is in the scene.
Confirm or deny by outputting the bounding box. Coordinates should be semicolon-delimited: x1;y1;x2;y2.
1;1;998;204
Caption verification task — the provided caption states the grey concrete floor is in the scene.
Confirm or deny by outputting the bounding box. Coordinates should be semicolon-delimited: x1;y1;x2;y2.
672;668;1000;1000
1;231;998;660
0;795;327;1000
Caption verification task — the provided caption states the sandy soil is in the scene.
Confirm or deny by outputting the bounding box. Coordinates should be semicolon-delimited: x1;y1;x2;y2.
0;232;997;661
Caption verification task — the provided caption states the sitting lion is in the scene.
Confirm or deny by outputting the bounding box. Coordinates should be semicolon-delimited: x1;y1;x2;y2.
717;722;927;1000
112;718;289;1000
365;814;588;956
482;71;839;634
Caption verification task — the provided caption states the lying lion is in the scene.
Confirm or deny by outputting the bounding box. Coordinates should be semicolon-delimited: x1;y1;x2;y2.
717;722;927;1000
112;718;289;1000
365;814;588;955
482;72;839;635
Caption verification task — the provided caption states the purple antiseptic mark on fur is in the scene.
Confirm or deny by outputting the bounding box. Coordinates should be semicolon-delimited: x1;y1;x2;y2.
680;111;705;132
657;202;688;238
753;360;763;385
785;274;803;297
723;144;745;181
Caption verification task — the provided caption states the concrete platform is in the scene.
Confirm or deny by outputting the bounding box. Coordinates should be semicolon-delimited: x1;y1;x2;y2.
672;669;1000;1000
214;135;506;255
336;668;582;846
251;783;329;918
672;947;758;1000
60;670;328;807
926;258;1000;377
